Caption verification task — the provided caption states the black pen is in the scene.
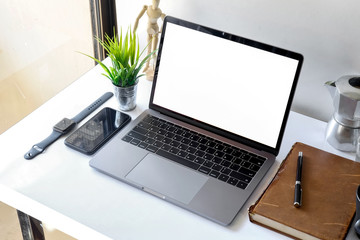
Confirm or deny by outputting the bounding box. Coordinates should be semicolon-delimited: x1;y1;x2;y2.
294;151;303;208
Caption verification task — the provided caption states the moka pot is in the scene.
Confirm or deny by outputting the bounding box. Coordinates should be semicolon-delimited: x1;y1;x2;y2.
325;75;360;152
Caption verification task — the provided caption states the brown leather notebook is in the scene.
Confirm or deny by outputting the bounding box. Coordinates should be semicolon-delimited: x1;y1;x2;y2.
248;142;360;240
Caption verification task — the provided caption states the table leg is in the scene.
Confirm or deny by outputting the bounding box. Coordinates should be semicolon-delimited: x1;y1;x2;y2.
17;210;45;240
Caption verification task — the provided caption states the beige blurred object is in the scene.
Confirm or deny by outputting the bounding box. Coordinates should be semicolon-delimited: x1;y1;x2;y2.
0;201;76;240
134;0;166;81
0;0;94;134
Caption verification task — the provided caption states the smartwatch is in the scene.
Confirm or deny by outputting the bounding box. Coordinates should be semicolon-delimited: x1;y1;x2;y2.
24;92;113;160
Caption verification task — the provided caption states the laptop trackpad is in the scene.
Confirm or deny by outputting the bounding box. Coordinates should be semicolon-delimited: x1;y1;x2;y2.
126;153;208;204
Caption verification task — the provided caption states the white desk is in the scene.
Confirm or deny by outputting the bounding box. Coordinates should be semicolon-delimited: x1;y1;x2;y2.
0;63;356;240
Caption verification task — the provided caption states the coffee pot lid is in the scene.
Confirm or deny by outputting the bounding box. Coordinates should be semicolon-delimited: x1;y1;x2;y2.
336;76;360;100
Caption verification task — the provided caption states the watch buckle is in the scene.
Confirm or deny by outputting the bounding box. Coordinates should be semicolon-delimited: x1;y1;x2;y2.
24;145;44;160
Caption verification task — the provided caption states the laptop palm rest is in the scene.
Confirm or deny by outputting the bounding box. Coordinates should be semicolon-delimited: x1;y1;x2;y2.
126;153;208;204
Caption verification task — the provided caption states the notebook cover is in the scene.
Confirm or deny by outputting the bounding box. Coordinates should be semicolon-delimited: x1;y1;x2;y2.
248;142;360;240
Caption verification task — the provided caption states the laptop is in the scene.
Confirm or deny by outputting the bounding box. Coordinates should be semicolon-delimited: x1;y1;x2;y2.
90;15;303;225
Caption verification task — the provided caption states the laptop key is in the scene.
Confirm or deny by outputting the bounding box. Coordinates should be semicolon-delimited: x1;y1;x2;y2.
206;148;216;154
173;135;183;142
232;150;241;158
187;147;197;154
194;150;205;157
248;152;257;158
240;149;249;155
177;151;188;158
223;154;233;161
164;132;175;138
198;144;207;151
161;144;171;151
145;138;156;144
128;131;147;141
167;126;176;132
213;157;222;164
198;166;211;175
203;160;214;168
154;135;164;141
190;135;200;141
149;126;160;133
186;154;196;161
156;149;200;170
250;164;260;172
142;116;153;124
151;119;159;126
153;141;163;148
130;139;140;146
199;138;208;144
169;148;180;155
227;177;238;186
173;129;183;135
189;141;199;148
194;157;205;165
133;126;148;135
240;161;251;168
145;132;156;138
122;135;132;142
146;145;158;153
221;167;231;175
162;137;172;144
203;154;213;161
214;151;224;158
230;164;240;171
214;144;224;151
209;170;220;178
238;167;256;177
230;171;252;183
158;123;168;129
221;160;231;167
181;138;191;144
157;129;167;135
236;181;248;189
218;174;229;182
182;132;192;138
224;147;233;154
233;158;242;164
138;121;151;129
138;142;148;149
212;164;222;171
170;141;180;147
178;144;188;150
249;157;265;166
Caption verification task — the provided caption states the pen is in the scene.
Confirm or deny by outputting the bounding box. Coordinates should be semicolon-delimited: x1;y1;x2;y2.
294;151;303;208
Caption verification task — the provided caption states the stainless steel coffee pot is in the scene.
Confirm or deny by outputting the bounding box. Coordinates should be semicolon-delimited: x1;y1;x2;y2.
325;75;360;152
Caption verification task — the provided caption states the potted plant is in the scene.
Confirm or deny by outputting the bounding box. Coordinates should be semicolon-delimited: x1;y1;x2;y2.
82;27;155;111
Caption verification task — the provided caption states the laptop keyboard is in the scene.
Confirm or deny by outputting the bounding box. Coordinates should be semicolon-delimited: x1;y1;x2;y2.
121;114;267;189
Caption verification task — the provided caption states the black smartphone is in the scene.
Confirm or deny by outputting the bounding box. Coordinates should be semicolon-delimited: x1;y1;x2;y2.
65;107;131;155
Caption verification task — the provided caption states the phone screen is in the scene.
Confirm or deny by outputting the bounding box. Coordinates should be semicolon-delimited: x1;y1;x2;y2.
65;107;131;155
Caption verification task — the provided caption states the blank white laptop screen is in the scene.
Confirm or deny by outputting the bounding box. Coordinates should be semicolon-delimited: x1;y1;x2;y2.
152;22;299;148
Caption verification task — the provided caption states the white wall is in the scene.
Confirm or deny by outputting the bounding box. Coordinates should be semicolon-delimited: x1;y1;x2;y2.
116;0;360;122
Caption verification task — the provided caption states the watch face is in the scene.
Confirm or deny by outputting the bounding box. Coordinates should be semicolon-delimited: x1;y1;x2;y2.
53;118;75;132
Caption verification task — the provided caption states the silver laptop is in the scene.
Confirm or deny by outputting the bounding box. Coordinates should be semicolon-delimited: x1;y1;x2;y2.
90;16;303;225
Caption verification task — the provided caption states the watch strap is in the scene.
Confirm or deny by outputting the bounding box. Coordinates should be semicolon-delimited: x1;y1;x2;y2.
24;92;113;160
24;130;63;160
72;92;113;123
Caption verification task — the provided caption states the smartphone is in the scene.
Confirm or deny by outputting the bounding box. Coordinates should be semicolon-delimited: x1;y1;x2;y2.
65;107;131;155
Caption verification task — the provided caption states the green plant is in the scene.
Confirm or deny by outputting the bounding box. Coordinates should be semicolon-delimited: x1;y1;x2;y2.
81;27;155;87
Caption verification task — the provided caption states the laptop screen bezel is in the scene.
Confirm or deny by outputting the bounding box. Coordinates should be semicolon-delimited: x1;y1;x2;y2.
149;16;303;156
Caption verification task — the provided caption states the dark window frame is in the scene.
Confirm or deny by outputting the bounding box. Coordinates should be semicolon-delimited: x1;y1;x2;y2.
89;0;118;61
